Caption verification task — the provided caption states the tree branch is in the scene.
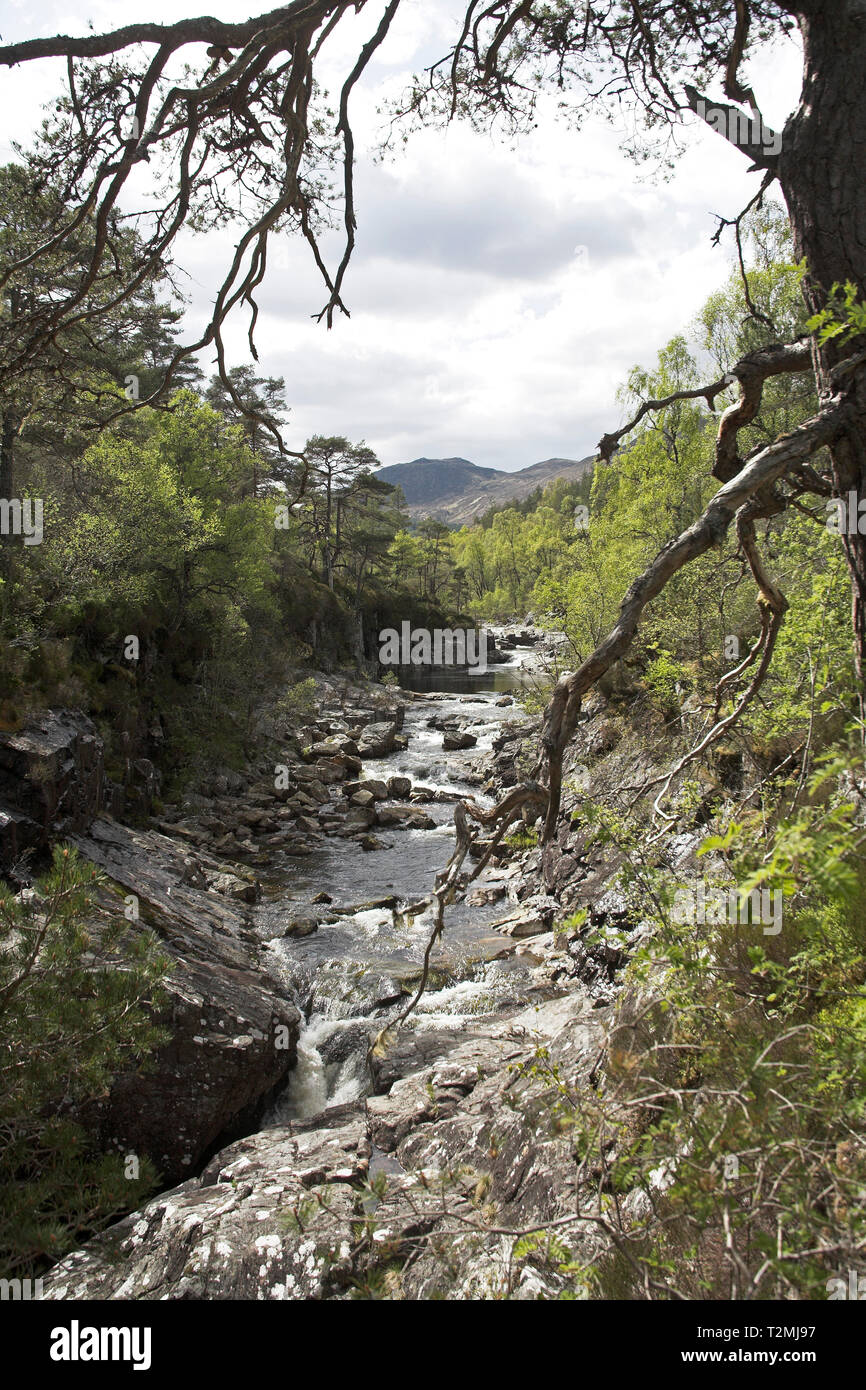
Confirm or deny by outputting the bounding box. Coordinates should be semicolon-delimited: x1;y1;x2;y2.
683;83;781;172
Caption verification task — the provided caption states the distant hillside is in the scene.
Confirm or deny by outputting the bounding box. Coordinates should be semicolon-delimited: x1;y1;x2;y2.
375;457;500;507
377;454;595;524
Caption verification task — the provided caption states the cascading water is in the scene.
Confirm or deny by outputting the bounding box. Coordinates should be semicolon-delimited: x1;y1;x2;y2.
259;651;542;1124
270;1015;371;1120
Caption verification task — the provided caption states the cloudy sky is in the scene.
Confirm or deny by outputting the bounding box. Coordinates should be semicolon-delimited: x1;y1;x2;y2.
0;0;803;470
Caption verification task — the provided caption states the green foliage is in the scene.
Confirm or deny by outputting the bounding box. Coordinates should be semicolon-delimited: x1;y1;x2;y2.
276;677;319;725
504;827;538;851
530;749;866;1300
807;281;866;348
643;649;689;714
0;846;171;1277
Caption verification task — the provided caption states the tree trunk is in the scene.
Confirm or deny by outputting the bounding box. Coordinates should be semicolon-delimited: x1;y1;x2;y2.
779;0;866;680
0;407;20;587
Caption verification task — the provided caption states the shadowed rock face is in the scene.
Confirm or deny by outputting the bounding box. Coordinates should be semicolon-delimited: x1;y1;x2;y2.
0;710;303;1185
68;818;301;1186
0;709;104;869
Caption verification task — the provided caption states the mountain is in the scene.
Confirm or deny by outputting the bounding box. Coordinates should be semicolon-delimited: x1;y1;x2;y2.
374;457;501;508
376;454;595;525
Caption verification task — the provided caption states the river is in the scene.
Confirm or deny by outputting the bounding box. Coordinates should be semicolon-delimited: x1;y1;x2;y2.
258;654;542;1121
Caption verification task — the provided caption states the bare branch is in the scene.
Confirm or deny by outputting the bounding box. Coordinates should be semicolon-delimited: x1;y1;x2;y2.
683;83;781;172
598;339;813;477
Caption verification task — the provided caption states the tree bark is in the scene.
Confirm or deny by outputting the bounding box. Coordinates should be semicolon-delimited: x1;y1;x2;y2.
778;0;866;678
0;407;20;587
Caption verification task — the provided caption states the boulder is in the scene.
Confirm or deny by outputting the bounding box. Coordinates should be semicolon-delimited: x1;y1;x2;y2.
442;731;477;751
337;806;377;834
343;778;387;801
375;805;437;830
361;779;389;800
357;722;397;758
306;741;343;759
490;895;560;939
66;819;301;1184
295;815;323;836
208;872;260;904
282;916;319;938
0;709;106;867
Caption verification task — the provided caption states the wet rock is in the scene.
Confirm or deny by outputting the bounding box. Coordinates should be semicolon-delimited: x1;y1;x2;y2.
359;834;384;851
295;815;324;836
357;722;398;758
375;805;437;830
311;891;333;904
387;775;412;799
442;731;477;751
282;916;319;938
331;895;401;913
350;790;376;808
338;806;376;834
318;1023;372;1068
311;961;407;1017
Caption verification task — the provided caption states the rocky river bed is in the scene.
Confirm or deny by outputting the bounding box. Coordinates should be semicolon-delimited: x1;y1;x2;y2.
26;626;671;1299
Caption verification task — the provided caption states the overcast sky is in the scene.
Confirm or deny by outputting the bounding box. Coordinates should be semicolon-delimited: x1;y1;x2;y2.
0;0;803;471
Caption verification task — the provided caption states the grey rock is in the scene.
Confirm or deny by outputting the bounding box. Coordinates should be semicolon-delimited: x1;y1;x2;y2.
0;709;105;866
66;819;301;1184
357;722;398;758
442;731;477;751
375;805;436;830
